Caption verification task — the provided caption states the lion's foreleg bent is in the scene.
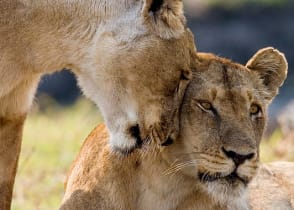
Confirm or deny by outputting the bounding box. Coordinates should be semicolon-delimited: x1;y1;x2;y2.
0;115;26;210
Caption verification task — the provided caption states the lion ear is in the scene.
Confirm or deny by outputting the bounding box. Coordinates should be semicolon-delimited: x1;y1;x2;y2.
142;0;186;39
246;47;288;100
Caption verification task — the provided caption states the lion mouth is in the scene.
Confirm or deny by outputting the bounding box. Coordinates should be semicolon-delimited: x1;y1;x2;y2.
198;171;249;185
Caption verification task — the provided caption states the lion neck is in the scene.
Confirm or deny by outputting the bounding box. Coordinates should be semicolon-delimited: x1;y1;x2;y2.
127;148;191;210
129;146;228;210
132;142;250;210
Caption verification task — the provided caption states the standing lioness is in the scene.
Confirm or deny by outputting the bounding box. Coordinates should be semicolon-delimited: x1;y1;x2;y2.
0;0;196;208
61;48;288;210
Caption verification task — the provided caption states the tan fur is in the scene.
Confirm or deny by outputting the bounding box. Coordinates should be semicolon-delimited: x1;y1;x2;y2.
249;162;294;210
0;0;197;208
0;115;26;210
61;48;288;210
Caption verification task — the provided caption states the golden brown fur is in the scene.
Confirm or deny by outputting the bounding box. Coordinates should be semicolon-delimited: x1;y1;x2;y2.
0;0;197;208
61;48;288;210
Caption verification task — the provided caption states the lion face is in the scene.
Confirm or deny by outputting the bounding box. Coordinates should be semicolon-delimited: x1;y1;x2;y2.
167;48;287;204
76;0;196;153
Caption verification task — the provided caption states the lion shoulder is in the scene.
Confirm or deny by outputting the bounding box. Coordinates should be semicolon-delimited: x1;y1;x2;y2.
61;124;141;209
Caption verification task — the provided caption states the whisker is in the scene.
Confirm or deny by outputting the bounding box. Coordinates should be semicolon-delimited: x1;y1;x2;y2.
163;160;198;176
163;161;193;175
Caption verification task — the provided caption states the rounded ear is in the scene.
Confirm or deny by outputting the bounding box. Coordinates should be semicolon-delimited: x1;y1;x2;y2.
142;0;186;39
246;47;288;100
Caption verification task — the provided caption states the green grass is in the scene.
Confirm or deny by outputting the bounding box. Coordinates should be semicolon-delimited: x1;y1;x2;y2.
12;98;102;210
11;98;293;209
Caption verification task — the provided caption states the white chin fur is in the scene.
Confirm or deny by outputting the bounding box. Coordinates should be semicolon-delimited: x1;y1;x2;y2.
205;182;249;210
109;132;137;153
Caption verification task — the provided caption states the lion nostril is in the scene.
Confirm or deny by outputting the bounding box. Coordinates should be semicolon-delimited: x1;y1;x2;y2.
222;147;255;166
129;124;143;148
246;152;255;160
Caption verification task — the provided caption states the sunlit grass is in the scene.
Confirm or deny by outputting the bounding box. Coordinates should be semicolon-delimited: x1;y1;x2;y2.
12;98;102;210
260;129;283;162
11;98;293;209
261;129;294;163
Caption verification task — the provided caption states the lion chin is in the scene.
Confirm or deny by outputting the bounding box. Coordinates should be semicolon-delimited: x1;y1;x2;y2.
200;173;248;201
200;179;249;210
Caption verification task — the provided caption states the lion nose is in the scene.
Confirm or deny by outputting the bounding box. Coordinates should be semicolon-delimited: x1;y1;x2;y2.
222;147;255;166
129;124;143;148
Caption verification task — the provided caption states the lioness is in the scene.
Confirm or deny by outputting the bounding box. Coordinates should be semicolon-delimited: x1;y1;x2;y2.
61;47;288;210
0;0;196;208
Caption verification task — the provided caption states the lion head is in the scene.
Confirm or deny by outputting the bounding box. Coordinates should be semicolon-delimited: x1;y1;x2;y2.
75;0;196;153
166;47;287;205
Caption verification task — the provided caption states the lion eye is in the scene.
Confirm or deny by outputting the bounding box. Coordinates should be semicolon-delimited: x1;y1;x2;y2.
198;101;213;111
250;104;261;115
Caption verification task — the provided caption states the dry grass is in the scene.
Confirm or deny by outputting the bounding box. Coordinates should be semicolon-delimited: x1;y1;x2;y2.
11;98;293;210
12;98;102;210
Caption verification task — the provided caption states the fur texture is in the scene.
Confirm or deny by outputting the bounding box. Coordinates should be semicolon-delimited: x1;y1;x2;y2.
0;0;197;208
249;162;294;210
61;48;288;210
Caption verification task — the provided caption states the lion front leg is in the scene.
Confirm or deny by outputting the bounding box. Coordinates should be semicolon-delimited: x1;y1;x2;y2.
0;115;26;210
0;74;39;209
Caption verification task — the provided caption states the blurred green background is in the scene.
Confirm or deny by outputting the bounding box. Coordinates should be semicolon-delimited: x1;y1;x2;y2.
12;99;102;210
12;0;294;209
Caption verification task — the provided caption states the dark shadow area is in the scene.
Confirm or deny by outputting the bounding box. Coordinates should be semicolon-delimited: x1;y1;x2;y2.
37;70;81;105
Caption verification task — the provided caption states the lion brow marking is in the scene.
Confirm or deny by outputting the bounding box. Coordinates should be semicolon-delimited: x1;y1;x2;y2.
149;0;164;13
222;65;238;113
222;65;231;90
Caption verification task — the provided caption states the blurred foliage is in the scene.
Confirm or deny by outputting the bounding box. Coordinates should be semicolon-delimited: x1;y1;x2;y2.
11;98;293;209
260;129;283;162
261;130;294;162
206;0;289;8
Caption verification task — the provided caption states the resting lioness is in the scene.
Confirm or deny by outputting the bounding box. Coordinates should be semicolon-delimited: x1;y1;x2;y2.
61;47;288;210
0;0;196;208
